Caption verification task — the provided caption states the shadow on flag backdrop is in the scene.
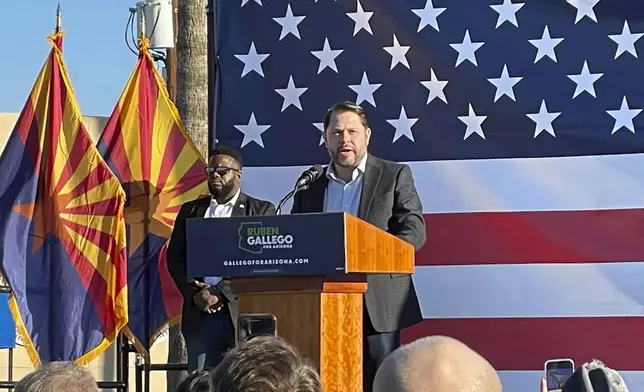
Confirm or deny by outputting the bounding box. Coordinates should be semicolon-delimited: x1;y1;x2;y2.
0;30;128;366
97;38;209;358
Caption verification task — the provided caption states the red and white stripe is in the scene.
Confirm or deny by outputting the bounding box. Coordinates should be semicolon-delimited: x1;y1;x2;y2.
242;152;644;391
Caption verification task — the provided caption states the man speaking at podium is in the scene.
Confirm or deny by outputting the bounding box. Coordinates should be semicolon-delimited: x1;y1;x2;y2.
291;102;426;392
167;146;276;372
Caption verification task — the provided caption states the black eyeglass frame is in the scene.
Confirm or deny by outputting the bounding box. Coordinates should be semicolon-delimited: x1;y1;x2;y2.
205;166;241;176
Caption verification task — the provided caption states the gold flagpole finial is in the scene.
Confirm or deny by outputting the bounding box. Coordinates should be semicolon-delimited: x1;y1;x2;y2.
55;3;62;33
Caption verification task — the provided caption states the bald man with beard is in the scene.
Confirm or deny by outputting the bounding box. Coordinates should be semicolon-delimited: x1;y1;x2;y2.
373;336;502;392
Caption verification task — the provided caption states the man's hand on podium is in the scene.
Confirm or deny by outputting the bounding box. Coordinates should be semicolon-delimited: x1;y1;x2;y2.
192;281;223;314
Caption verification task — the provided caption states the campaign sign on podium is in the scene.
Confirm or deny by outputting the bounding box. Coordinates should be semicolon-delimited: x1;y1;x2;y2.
186;212;416;392
186;213;347;277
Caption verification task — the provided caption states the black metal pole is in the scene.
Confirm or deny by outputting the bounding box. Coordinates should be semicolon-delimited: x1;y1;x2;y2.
116;334;130;392
144;364;150;392
0;381;128;390
7;348;12;390
135;361;143;392
116;334;123;392
206;0;216;151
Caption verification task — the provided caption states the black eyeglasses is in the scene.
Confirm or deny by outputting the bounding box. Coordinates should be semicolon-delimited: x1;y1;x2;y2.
205;166;240;176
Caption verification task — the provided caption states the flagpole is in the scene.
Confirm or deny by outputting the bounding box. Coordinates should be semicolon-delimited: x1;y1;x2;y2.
137;3;146;50
135;7;153;392
55;3;62;33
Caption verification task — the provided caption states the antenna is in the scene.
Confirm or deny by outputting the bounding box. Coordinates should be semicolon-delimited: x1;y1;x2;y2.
132;1;174;49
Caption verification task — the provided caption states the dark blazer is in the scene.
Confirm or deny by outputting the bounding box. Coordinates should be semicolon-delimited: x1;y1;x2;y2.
167;192;276;336
291;154;425;333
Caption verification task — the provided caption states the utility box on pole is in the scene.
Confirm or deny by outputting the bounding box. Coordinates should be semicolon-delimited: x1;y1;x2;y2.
145;0;174;49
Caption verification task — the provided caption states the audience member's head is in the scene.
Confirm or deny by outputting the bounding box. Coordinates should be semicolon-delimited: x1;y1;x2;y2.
174;370;211;392
210;335;322;392
15;361;98;392
373;335;501;392
562;360;628;392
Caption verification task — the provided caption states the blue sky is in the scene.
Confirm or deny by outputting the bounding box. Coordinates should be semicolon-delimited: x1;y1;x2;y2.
1;0;149;116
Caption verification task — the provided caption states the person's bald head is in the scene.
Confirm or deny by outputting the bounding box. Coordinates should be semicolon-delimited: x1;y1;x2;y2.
373;336;502;392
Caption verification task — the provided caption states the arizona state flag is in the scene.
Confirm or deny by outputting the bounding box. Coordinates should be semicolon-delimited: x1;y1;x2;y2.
0;32;128;365
97;38;208;358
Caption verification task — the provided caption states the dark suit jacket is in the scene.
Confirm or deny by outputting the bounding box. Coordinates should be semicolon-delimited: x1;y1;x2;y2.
167;192;276;336
291;154;425;333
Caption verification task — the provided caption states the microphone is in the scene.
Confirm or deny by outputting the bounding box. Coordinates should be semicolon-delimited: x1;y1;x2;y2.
295;165;323;189
276;165;324;215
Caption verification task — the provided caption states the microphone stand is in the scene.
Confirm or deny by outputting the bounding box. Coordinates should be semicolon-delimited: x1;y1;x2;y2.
276;184;309;215
275;165;322;215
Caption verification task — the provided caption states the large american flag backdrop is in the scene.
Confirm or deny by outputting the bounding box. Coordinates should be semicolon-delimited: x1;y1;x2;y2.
212;0;644;389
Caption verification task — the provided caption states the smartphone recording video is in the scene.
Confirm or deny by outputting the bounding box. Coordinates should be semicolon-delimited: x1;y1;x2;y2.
545;358;574;391
236;313;277;343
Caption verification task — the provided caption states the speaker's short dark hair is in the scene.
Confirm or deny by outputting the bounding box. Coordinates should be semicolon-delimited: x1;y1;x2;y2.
210;145;243;167
323;101;370;130
210;335;322;392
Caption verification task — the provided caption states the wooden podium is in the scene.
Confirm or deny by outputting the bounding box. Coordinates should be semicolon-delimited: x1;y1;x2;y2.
186;212;415;392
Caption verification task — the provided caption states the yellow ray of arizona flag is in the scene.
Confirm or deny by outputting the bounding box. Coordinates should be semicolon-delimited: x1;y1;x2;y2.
97;38;208;358
0;31;128;366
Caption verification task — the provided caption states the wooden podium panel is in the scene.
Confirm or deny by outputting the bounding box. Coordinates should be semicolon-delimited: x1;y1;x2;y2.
232;276;367;392
187;212;416;392
344;214;414;274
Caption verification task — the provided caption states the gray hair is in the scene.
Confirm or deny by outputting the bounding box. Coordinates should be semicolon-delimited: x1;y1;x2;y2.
374;336;502;392
15;362;98;392
563;360;628;392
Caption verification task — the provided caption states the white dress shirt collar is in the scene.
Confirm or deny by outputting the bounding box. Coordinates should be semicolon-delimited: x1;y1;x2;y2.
326;153;368;183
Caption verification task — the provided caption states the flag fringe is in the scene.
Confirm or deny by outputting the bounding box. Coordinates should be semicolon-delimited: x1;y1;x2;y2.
8;294;41;368
46;31;64;50
9;291;123;367
122;313;181;363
